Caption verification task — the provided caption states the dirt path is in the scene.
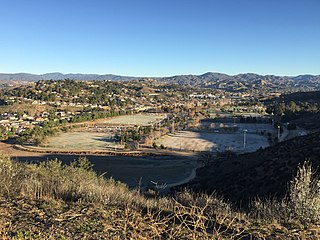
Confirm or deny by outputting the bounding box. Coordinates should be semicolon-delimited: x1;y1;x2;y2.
0;141;46;158
164;162;204;189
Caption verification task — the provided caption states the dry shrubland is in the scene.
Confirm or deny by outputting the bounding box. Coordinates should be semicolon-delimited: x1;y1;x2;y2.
0;154;319;239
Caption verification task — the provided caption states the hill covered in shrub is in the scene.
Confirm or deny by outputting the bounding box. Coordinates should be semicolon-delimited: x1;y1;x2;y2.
0;154;319;239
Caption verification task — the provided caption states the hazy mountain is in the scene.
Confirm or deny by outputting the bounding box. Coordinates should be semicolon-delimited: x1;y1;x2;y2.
1;72;319;82
1;72;320;91
0;72;136;81
160;72;320;92
162;72;319;85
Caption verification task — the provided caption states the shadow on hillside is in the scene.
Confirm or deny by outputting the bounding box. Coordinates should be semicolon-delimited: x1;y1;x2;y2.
181;132;320;206
14;153;196;190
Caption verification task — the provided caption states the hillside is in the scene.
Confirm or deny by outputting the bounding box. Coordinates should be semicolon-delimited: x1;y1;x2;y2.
274;90;320;103
184;131;320;204
1;155;320;239
265;91;320;131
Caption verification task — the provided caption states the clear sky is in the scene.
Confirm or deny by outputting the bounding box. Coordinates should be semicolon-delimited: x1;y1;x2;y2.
0;0;319;77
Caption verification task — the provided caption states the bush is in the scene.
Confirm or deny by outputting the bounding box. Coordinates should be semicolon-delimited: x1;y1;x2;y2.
0;155;133;205
251;161;320;225
1;154;320;238
289;161;320;223
21;157;134;204
0;153;25;196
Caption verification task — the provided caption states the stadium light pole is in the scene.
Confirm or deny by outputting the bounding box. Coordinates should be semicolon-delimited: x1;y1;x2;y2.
172;118;175;134
243;129;247;150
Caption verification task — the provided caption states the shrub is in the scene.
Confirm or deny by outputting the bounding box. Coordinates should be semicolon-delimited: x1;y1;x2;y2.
289;161;320;223
1;154;320;238
250;197;291;224
152;142;157;149
0;153;25;196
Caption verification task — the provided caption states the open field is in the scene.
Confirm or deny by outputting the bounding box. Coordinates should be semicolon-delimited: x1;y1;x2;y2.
0;122;272;189
46;132;119;150
104;113;166;126
156;125;272;153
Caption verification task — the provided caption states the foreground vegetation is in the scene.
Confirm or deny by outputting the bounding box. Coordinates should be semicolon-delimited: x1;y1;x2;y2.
0;154;319;239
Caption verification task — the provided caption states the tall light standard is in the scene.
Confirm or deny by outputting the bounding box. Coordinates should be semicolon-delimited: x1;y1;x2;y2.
243;129;247;150
172;118;175;134
132;110;136;125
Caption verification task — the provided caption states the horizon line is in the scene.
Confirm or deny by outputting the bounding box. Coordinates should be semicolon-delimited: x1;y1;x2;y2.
0;71;319;78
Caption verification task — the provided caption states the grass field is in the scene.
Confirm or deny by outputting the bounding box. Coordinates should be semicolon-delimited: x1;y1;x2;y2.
47;132;118;150
42;122;271;188
104;114;166;126
156;128;271;153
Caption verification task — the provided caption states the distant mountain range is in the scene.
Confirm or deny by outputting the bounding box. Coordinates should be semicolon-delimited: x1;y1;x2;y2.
0;72;319;82
1;72;320;91
161;72;320;89
0;72;136;82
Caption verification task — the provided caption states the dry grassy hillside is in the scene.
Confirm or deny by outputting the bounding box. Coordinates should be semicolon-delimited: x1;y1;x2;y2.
0;154;319;239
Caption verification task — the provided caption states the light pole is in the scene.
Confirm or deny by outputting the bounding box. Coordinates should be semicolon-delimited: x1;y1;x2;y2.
277;125;280;141
172;118;175;134
132;110;136;125
243;129;247;150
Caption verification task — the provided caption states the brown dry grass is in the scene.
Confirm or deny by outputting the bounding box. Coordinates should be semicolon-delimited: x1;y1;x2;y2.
0;154;319;239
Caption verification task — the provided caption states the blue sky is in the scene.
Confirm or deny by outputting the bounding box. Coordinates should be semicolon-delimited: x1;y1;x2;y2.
0;0;319;77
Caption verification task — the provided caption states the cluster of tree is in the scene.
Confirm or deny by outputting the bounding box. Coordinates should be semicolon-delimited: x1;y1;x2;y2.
239;116;272;124
70;110;129;123
0;79;135;107
265;91;320;123
116;129;141;144
17;121;60;146
266;101;320;122
0;125;9;140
